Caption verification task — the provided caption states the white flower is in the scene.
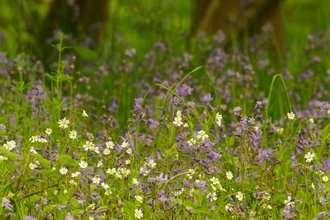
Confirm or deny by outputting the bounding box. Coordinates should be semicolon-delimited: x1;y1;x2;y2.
146;159;156;168
309;118;314;123
226;171;233;180
322;176;329;182
83;141;94;151
82;110;89;117
29;147;37;154
45;128;52;135
284;196;295;207
59;167;68;175
126;148;132;154
92;176;101;185
210;177;219;185
29;162;38;170
173;116;183;127
134;208;143;219
103;148;110;155
135;195;143;203
276;128;284;134
225;204;233;212
304;151;315;163
236;191;244;201
132;178;139;185
187;138;196;146
105;141;114;149
327;109;330;115
71;172;81;178
125;159;131;165
0;155;8;162
287;112;295;120
69;130;78;139
3;140;16;151
58;118;70;129
79;160;88;169
215;113;222;127
97;161;103;168
107;168;116;175
121;141;128;148
101;183;109;190
197;130;209;141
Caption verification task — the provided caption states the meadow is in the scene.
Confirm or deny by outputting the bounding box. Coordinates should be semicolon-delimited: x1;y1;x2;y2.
0;0;330;219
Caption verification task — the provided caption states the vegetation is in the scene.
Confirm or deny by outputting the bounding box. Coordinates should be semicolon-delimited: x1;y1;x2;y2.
0;0;330;219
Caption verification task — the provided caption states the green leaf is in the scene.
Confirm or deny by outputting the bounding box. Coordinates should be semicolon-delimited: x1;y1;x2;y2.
31;153;51;169
321;124;330;141
58;155;79;167
73;45;98;61
0;147;18;160
229;136;235;147
39;169;60;178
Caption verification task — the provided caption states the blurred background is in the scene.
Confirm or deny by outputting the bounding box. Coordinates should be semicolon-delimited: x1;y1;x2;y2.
0;0;329;61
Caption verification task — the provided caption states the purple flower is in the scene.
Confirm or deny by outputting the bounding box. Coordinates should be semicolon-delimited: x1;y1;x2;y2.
132;98;143;114
201;93;213;103
320;158;330;173
176;84;193;97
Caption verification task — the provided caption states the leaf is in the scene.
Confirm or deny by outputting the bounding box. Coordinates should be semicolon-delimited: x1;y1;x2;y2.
73;45;98;61
229;136;235;147
58;155;79;167
0;147;18;160
39;169;60;178
321;124;330;141
31;153;51;169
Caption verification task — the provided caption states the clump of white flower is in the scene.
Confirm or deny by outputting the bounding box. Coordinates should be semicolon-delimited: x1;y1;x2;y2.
60;167;68;175
215;113;222;127
284;195;295;207
287;112;295;120
134;208;143;219
3;140;17;151
173;110;184;127
69;130;78;139
197;130;209;141
29;135;47;143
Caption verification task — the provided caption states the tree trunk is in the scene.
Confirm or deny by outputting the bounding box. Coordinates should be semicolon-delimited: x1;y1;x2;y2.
192;0;285;50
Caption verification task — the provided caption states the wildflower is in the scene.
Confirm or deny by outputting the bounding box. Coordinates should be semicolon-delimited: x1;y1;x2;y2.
69;130;77;139
120;168;130;178
101;183;109;190
82;110;89;117
97;161;103;168
107;168;116;175
236;191;244;201
284;195;295;207
103;148;110;155
215;113;222;127
0;155;8;162
328;109;330;115
121;141;129;148
45;128;52;135
79;160;88;169
135;195;143;203
125;159;131;165
132;178;139;185
71;172;81;178
226;171;233;180
322;176;329;182
105;140;114;149
134;208;143;219
187;138;196;146
225;204;233;212
287;112;295;120
29;162;38;170
58;118;70;129
207;192;217;201
92;176;101;185
187;169;195;179
276;128;284;134
173;111;183;127
197;130;209;141
304;151;315;163
60;167;68;175
3;140;16;151
309;118;314;123
210;177;219;185
83;141;94;151
29;147;37;154
146;159;156;168
126;148;132;154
